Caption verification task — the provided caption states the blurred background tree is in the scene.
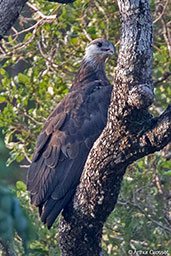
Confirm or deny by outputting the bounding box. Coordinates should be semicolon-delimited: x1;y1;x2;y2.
0;0;170;255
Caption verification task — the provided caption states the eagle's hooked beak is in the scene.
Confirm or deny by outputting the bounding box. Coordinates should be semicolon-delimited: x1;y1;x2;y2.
102;43;116;55
108;43;116;55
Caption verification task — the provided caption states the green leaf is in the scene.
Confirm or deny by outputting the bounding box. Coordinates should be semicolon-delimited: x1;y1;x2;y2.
0;96;6;103
163;170;171;176
0;68;6;76
18;73;30;84
16;181;27;192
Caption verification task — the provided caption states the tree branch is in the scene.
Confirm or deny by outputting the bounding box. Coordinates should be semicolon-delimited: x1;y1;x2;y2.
105;104;171;170
153;72;171;87
0;0;76;39
114;0;153;110
118;199;171;233
137;104;171;157
0;0;27;39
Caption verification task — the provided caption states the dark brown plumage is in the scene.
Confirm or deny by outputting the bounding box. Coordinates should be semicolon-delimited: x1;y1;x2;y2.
27;38;115;228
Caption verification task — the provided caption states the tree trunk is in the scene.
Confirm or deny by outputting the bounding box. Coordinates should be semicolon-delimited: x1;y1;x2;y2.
0;0;27;39
58;1;171;255
0;0;75;39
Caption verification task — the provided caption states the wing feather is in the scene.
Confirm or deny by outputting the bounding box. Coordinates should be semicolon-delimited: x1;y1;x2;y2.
41;188;75;229
27;80;112;226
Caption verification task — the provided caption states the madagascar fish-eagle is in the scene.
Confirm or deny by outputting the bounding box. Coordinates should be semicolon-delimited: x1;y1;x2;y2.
27;38;115;228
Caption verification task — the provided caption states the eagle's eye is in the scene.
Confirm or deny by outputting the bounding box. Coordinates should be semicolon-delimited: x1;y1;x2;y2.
97;42;102;47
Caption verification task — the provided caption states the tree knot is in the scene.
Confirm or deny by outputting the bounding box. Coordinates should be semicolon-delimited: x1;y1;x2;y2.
128;83;154;109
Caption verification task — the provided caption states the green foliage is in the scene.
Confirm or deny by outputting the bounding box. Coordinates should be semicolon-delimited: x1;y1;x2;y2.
15;181;60;256
0;0;170;255
152;45;171;112
103;154;171;255
0;181;60;255
0;184;33;255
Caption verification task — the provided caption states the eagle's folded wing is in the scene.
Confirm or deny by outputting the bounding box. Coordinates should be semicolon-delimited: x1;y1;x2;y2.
27;82;112;228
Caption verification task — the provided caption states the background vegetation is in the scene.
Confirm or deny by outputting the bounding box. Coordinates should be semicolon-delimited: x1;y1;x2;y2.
0;0;170;255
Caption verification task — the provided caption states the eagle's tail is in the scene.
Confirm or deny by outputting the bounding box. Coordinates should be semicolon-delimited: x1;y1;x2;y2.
40;188;75;229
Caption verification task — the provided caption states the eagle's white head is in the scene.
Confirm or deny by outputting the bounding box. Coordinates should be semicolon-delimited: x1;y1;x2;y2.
84;38;115;63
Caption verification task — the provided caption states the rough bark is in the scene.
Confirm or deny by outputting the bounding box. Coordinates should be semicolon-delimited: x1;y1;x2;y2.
0;0;27;39
0;0;76;39
58;1;171;255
